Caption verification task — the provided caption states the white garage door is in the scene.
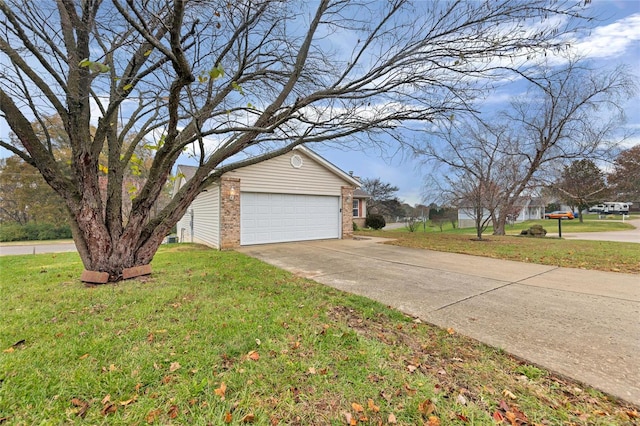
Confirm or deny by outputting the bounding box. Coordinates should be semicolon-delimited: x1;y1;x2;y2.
241;192;340;245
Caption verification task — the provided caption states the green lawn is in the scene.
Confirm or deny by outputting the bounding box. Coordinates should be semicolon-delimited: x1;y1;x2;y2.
386;215;636;235
357;218;639;274
1;246;637;424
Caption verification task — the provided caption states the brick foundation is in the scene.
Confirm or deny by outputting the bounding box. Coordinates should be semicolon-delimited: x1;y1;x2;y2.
220;177;241;249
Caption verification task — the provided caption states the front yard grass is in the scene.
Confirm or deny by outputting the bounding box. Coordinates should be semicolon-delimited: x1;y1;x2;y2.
1;246;638;425
358;224;640;274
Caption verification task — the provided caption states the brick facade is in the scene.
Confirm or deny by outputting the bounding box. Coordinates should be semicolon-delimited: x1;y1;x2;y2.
341;186;354;239
220;177;241;249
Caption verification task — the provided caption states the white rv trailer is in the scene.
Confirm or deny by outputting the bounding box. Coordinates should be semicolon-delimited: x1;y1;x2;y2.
590;202;632;214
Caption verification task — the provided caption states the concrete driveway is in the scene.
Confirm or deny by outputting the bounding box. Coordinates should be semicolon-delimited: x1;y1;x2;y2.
238;237;640;405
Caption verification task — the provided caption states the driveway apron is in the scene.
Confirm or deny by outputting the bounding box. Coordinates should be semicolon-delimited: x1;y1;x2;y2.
237;237;640;406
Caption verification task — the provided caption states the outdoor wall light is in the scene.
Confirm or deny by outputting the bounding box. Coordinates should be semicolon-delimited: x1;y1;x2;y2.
229;186;236;200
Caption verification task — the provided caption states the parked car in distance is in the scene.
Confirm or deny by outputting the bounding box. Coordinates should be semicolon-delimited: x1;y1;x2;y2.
544;211;575;220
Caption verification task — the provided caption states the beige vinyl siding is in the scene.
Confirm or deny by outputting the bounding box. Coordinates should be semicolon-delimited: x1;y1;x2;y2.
175;175;190;242
227;151;348;195
177;184;221;248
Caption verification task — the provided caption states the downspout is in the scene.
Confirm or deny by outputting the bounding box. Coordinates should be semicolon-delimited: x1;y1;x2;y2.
189;209;194;243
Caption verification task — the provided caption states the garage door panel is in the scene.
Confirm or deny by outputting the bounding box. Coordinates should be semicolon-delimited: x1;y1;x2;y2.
241;192;340;245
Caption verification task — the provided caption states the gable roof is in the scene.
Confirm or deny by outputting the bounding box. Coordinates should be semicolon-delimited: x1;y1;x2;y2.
176;146;361;188
176;164;198;182
354;188;371;198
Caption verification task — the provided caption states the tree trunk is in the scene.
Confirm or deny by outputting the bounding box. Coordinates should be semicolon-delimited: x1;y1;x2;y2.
71;214;168;282
493;214;507;236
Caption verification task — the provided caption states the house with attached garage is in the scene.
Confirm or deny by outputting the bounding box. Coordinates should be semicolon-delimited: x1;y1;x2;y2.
174;146;368;249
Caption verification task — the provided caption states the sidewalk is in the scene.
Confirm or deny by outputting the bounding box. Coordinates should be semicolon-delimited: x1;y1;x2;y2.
238;237;640;405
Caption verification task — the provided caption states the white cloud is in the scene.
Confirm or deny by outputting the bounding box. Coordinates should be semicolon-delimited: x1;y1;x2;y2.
572;13;640;60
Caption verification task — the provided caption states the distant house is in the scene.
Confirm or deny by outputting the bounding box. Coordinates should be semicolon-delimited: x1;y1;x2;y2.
514;197;545;222
457;197;545;229
174;146;365;249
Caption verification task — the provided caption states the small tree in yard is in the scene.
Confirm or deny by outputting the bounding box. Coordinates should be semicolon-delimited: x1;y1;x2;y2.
608;145;640;202
1;0;603;281
361;178;403;220
554;159;608;223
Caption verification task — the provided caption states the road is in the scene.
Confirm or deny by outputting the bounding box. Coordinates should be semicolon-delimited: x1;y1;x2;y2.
556;218;640;243
0;241;77;256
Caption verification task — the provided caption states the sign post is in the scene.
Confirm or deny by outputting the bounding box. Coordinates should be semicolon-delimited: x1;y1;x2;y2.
557;218;562;238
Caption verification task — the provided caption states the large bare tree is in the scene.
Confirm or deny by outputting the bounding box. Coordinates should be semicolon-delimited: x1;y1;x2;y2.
0;0;598;280
419;58;636;235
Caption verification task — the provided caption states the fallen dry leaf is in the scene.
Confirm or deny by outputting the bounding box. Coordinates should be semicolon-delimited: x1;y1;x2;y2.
427;416;440;426
71;398;90;418
2;348;14;353
388;413;397;424
146;409;161;424
403;383;417;395
120;395;138;406
502;389;517;400
446;327;455;335
169;361;181;372
101;394;111;405
241;413;255;423
167;405;179;419
215;382;227;399
456;413;469;422
352;402;364;413
101;402;117;416
492;411;504;422
248;351;260;361
626;410;639;419
456;394;468;406
368;398;380;413
224;412;233;423
418;399;435;416
79;353;89;360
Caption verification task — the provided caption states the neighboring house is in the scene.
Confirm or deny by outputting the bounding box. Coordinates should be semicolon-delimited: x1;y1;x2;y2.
352;188;370;228
175;146;363;249
514;197;545;222
457;197;545;229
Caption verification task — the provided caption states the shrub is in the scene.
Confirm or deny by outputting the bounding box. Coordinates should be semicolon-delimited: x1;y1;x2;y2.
0;224;28;242
0;223;72;242
352;222;359;231
365;214;386;230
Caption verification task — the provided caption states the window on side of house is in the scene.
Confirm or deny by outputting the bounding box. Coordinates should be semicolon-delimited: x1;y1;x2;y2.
352;199;360;217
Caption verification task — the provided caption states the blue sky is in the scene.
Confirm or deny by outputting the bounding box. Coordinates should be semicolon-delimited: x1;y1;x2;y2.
314;0;640;205
1;1;638;206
